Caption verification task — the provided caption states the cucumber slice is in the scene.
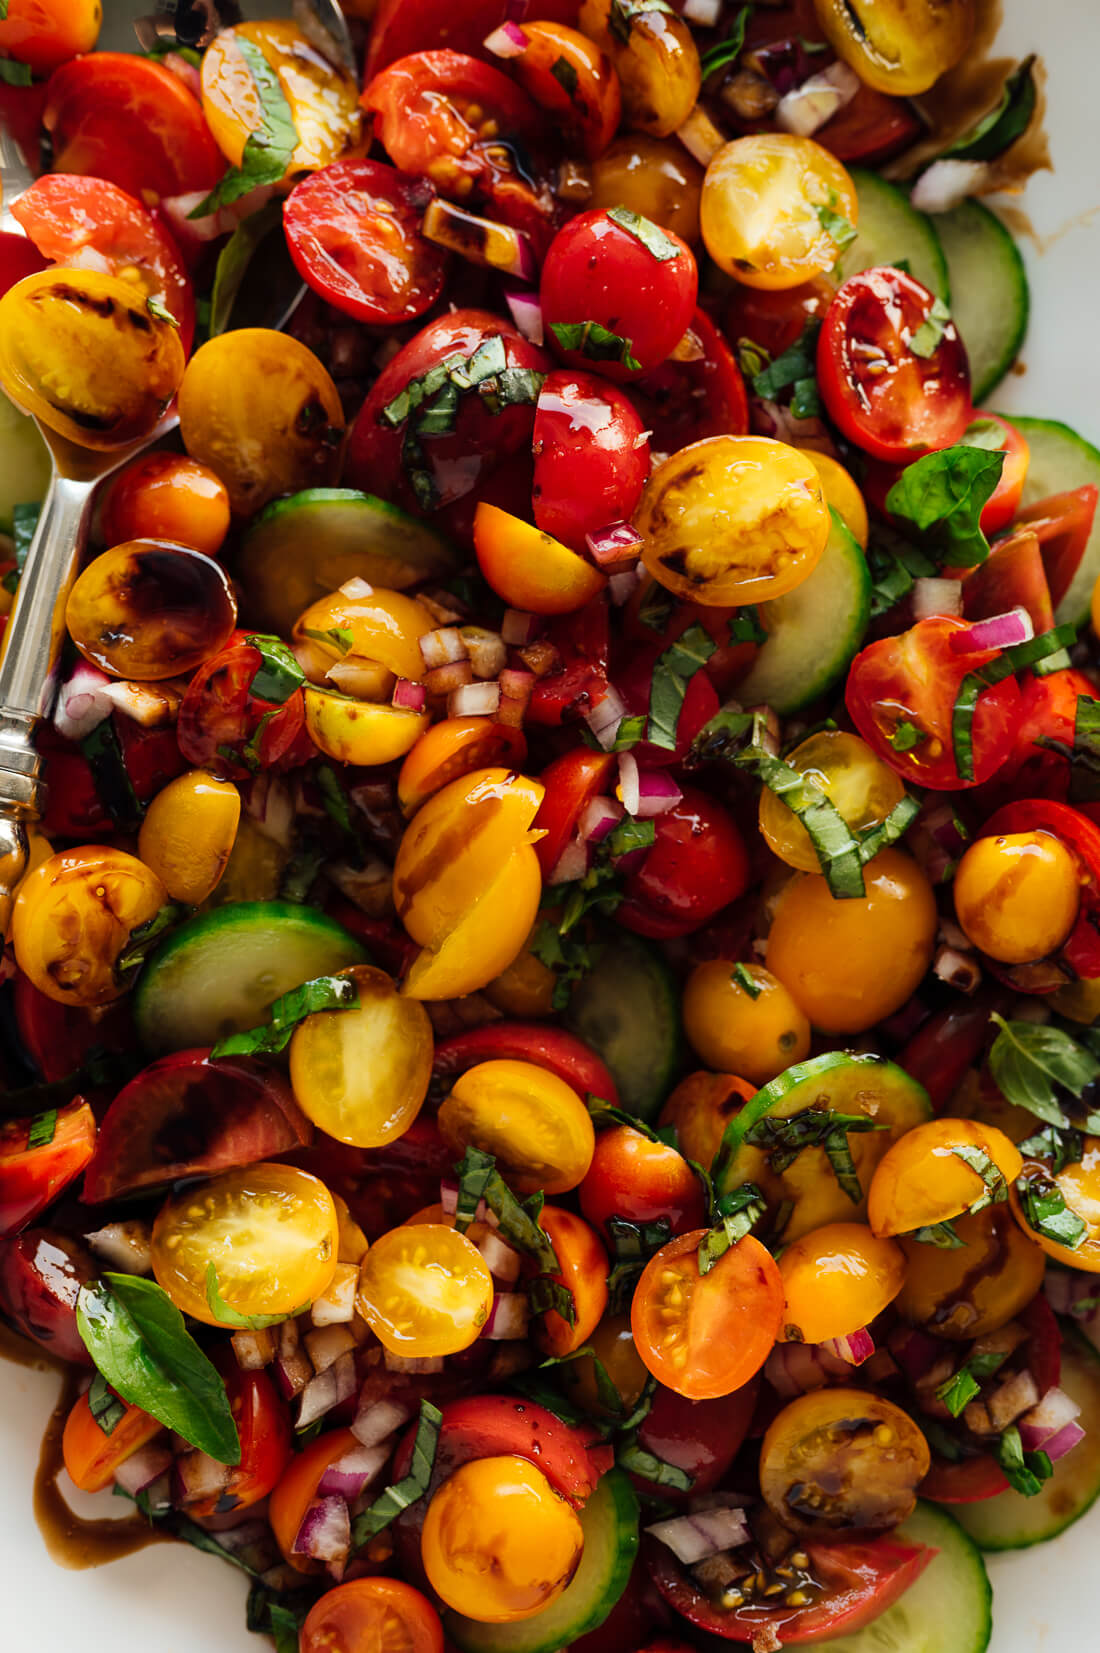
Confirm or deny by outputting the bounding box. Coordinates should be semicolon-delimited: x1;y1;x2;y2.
834;169;950;300
936;201;1029;403
714;1051;931;1240
0;390;51;533
998;415;1100;628
134;901;367;1053
734;507;871;715
807;1502;991;1653
237;488;458;634
564;931;681;1122
446;1468;639;1653
952;1330;1100;1550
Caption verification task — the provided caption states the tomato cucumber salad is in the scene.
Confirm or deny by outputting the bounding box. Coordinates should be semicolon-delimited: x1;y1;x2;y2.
0;2;1098;1651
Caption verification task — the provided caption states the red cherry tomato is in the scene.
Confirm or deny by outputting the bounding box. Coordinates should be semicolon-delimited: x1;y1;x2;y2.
963;527;1055;639
100;453;231;557
920;1452;1009;1503
346;309;550;513
0;1099;96;1237
0;230;47;298
845;615;1021;790
283;159;448;327
180;1367;292;1517
509;21;621;161
579;1126;706;1239
541;209;698;381
1017;485;1100;611
176;635;312;779
635;1379;759;1500
532;371;650;553
0;1227;96;1365
895;990;1000;1114
614;644;720;770
532;747;617;879
527;594;611;726
971;414;1030;535
818;267;972;464
43;53;224;201
631;309;749;452
725;275;835;363
618;787;750;938
13;972;133;1084
36;719;188;840
432;1020;620;1106
993;667;1099;805
365;0;580;77
13;174;195;353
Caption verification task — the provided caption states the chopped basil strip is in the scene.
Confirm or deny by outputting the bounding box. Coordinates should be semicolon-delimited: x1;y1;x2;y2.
890;720;926;752
752;318;821;402
315;763;357;836
205;1265;309;1331
996;1422;1052;1497
115;902;191;978
988;1014;1100;1132
0;57;30;84
699;6;753;80
245;634;305;703
616;1437;693;1490
531;919;601;1010
191;37;298;216
80;717;143;829
606;205;680;262
732;963;762;999
647;623;716;751
1017;1123;1084;1175
1015;1168;1088;1250
607;0;675;45
77;1274;240;1463
950;1144;1009;1213
352;1400;442;1545
936;1351;1008;1419
550;54;578;97
27;1108;58;1149
247;1586;313;1653
816;191;858;258
528;1275;577;1325
451;1146;560;1275
540;1343;625;1415
729;607;767;645
866;525;940;618
908;297;952;359
210;973;359;1058
209;198;284;337
302;626;353;656
88;1371;125;1436
743;1110;887;1203
853;793;922;864
698;1183;766;1275
910;1219;965;1248
550;320;642;372
943;55;1037;163
885;444;1005;569
1048;694;1100;804
638;588;673;633
146;294;178;327
606;1215;672;1314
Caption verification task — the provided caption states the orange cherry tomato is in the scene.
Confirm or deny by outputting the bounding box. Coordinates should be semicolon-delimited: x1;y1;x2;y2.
681;960;811;1086
179;1367;291;1517
12;847;167;1007
269;1425;359;1570
759;1389;929;1535
868;1119;1024;1238
301;1578;444;1653
509;22;621;160
895;1207;1046;1340
397;717;528;817
474;502;607;615
0;0;100;75
631;1230;784;1400
578;1125;707;1241
533;1205;609;1358
356;1223;494;1357
0;1098;96;1237
439;1058;595;1196
101;453;231;557
658;1072;757;1169
1010;1135;1100;1272
778;1223;906;1345
62;1390;163;1493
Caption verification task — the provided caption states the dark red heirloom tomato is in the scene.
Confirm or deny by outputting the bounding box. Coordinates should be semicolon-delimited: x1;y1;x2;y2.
179;1366;292;1517
532;371;650;553
540;209;698;381
14;972;133;1085
896;989;1000;1114
177;634;312;778
818;267;972;464
43;54;223;202
346;309;550;513
618;787;750;939
0;1099;96;1237
433;1020;620;1105
284;159;448;326
963;528;1055;638
725;275;835;364
0;1228;97;1365
365;0;580;77
635;1379;758;1501
532;747;617;878
632;308;749;452
845;616;1021;791
1017;485;1099;610
579;1127;706;1238
38;718;187;841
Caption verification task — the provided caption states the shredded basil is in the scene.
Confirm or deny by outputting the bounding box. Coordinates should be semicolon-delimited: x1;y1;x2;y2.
752;318;821;404
950;1143;1009;1214
204;1265;310;1330
1015;1168;1088;1250
647;623;716;751
743;1109;887;1203
910;1219;966;1248
87;1371;125;1436
0;58;31;85
943;56;1037;163
1046;695;1100;804
191;38;298;216
908;297;953;359
606;205;680;262
935;1349;1008;1418
699;6;753;79
550;320;642;372
209;198;284;337
352;1400;442;1545
302;626;353;656
210;974;359;1059
245;634;305;703
550;54;578;97
616;1437;693;1490
732;963;762;999
145;294;177;327
815;191;858;258
606;1215;672;1314
890;720;927;753
528;1275;578;1324
950;627;1077;781
115;903;191;979
729;607;767;645
996;1422;1052;1497
27;1108;58;1149
246;1586;313;1653
698;1183;766;1275
1017;1123;1084;1175
80;718;143;829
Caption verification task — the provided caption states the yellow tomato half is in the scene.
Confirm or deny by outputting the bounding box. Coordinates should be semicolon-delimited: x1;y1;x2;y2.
701;134;858;289
439;1059;595;1195
12;846;166;1006
779;1222;906;1344
201;20;363;173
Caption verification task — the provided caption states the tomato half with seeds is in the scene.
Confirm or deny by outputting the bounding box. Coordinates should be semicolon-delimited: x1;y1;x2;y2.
176;635;312;779
0;1099;97;1237
284;159;448;327
301;1580;443;1653
618;788;750;939
818;267;972;464
527;595;611;726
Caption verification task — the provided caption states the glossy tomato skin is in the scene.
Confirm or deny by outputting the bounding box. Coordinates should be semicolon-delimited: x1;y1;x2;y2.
1018;485;1099;610
0;1227;97;1365
532;747;616;879
614;644;720;769
896;990;1000;1114
920;1452;1009;1503
0;229;47;298
181;1366;292;1516
346;309;550;513
845;616;1021;791
818;267;972;464
177;635;312;779
631;309;749;452
541;209;698;380
987;667;1098;806
973;414;1030;535
284;159;448;326
527;595;611;725
634;1379;759;1501
962;527;1055;639
365;0;580;77
38;719;187;840
0;1099;97;1237
432;1020;620;1105
13;971;133;1084
579;1126;707;1238
981;799;1100;980
532;371;650;553
618;787;750;938
725;275;835;364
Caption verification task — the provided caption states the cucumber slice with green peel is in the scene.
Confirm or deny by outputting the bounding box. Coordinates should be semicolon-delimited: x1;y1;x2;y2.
997;415;1100;627
806;1502;991;1653
237;488;459;634
937;200;1029;404
133;900;368;1053
0;390;51;533
564;931;681;1121
735;507;871;715
952;1330;1100;1551
446;1469;639;1653
713;1051;931;1241
834;169;950;300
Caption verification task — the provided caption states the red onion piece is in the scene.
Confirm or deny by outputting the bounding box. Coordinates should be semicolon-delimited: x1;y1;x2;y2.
273;1343;313;1400
948;607;1034;655
635;769;683;819
617;751;641;816
1018;1385;1081;1451
818;1327;875;1366
54;661;114;741
585;521;643;572
911;159;993;215
504;286;544;346
448;681;502;718
461;627;507;679
352;1395;416;1449
296;1350;357;1430
392;677;427;713
1042;1419;1086;1462
775;62;861;138
912;577;963;620
420;627;468;669
501;608;541;646
113;1442;173;1497
609;567;644;606
584;684;627;751
293;1495;351;1563
579;794;624;844
231;1327;276;1370
477;1229;523;1284
646;1504;750;1565
317;1442;392;1501
483;20;528;56
439;1180;490;1223
424;659;473;696
482;1292;531;1340
174;1449;230;1505
548;836;590;885
764;1341;845;1398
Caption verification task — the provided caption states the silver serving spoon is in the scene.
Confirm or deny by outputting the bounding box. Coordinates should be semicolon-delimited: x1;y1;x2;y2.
0;0;353;930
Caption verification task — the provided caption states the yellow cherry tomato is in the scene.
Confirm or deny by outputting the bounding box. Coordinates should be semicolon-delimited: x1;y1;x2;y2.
868;1118;1024;1238
578;0;700;138
701;134;859;289
474;504;606;616
1011;1136;1100;1271
356;1223;493;1356
178;329;344;516
151;1163;339;1326
1051;974;1100;1024
403;851;542;1001
682;960;810;1085
895;1207;1045;1340
439;1059;595;1195
138;770;241;905
559;1313;649;1417
659;1071;758;1169
398;718;528;818
758;731;906;874
588;134;704;244
288;964;432;1147
66;541;238;681
794;448;869;548
779;1222;906;1344
293;585;434;694
303;685;429;765
766;848;937;1033
3;823;51;942
953;831;1081;965
483;929;557;1018
200;20;363;173
421;1455;583;1622
638;436;829;607
812;0;974;95
0;268;184;449
12;846;166;1007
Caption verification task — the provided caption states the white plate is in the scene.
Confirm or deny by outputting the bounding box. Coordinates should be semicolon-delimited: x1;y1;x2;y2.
3;3;1100;1648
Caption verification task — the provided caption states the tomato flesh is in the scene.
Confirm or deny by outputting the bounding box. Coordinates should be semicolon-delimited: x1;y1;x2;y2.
0;1100;97;1238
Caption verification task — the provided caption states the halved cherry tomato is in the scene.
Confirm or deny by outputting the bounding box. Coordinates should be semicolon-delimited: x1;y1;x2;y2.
532;1205;609;1357
818;267;972;464
365;0;581;77
0;1227;96;1366
991;667;1098;806
270;1425;359;1569
0;1099;96;1236
432;1020;620;1106
1017;485;1099;610
284;159;448;326
845;616;1021;790
43;54;224;201
631;308;749;451
532;370;650;554
762;1388;927;1534
634;1378;759;1502
38;717;187;841
398;717;528;818
0;0;100;74
631;1230;783;1399
979;798;1100;981
659;1072;758;1169
180;1366;291;1517
62;1391;164;1494
176;634;312;779
508;22;621;159
475;502;607;614
301;1579;443;1653
618;788;750;939
532;747;615;879
970;414;1030;535
526;595;611;726
579;1126;706;1239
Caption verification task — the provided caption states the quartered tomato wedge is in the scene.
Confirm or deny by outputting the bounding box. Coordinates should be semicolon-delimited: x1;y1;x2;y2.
531;746;616;878
1017;485;1100;609
0;1099;97;1237
177;634;313;778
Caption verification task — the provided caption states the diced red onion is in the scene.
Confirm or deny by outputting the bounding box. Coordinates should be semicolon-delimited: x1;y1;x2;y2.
383;1350;445;1374
912;577;963;619
339;576;374;600
925;803;969;856
84;1220;153;1275
174;1449;230;1505
352;1395;416;1449
273;1346;313;1401
293;1496;351;1563
392;677;427;712
548;836;590;885
819;1327;875;1366
420;627;468;669
449;681;502;718
618;751;641;816
244;772;295;846
114;1442;173;1497
425;660;474;696
579;794;624;844
499;666;535;702
986;1368;1040;1433
317;1442;392;1501
911;159;993;214
584;683;627;751
934;946;982;994
609;567;644;606
682;0;721;22
1044;1271;1100;1332
646;1505;750;1566
504;286;544;346
635;769;683;819
477;1229;523;1284
311;1264;359;1328
461;627;507;679
329;658;393;700
231;1327;276;1370
775;62;861;138
1018;1385;1081;1452
1042;1420;1086;1462
304;1324;357;1374
483;1293;531;1340
101;677;185;729
502;608;541;646
949;607;1034;655
483;20;528;55
160;183;277;245
54;661;114;741
440;1179;493;1224
585;521;643;572
296;1350;357;1429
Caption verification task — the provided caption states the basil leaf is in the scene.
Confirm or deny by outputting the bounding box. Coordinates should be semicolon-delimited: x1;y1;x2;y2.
245;633;305;703
945;56;1037;162
815;191;858;258
606;205;680;263
996;1422;1052;1497
528;1275;577;1325
1015;1168;1088;1250
606;1215;672;1314
1017;1123;1084;1175
950;1144;1009;1214
115;902;191;979
352;1400;441;1545
550;320;642;372
205;1264;310;1330
732;963;761;999
451;1146;560;1274
698;1183;766;1275
699;6;753;80
211;973;359;1058
191;38;298;216
550;54;578;97
1065;696;1100;804
911;1219;966;1248
315;762;357;837
80;718;143;829
247;1585;314;1653
908;297;952;359
752;318;821;401
302;626;353;656
0;58;31;85
616;1437;693;1490
77;1275;240;1464
27;1108;58;1149
936;1366;981;1419
744;1110;888;1201
885;444;1006;569
890;721;926;753
88;1371;125;1435
209;198;285;337
608;815;655;856
647;622;716;751
988;1014;1100;1130
729;607;767;645
854;793;922;864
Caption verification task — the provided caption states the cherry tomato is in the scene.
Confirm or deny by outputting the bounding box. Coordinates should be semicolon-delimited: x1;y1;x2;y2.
980;797;1100;983
508;21;621;159
0;1228;96;1365
962;527;1055;646
761;1388;929;1534
814;0;973;94
920;1452;1010;1504
589;135;703;245
845;616;1021;791
726;275;835;363
579;1126;706;1240
967;413;1031;534
180;1366;291;1517
201;21;362;174
0;1099;96;1237
630;308;750;452
532;1205;609;1358
66;541;237;681
560;1314;650;1418
635;1379;759;1501
682;960;810;1086
779;1223;906;1344
578;0;700;138
44;53;223;201
301;1579;443;1653
269;1425;359;1569
365;0;582;77
101;453;231;556
541;208;697;381
475;502;607;615
631;1229;783;1399
819;268;972;463
177;635;311;780
614;643;720;771
12;847;166;1008
895;1206;1046;1339
357;1222;493;1356
1011;1135;1100;1272
37;717;187;841
532;371;650;554
659;1072;757;1169
702;135;858;289
432;1020;620;1107
137;769;240;906
896;991;999;1113
62;1391;163;1494
526;595;611;726
532;747;616;881
1019;485;1099;610
758;731;904;873
0;0;100;74
953;830;1081;965
439;1058;595;1195
617;787;751;940
284;159;447;326
398;718;528;818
